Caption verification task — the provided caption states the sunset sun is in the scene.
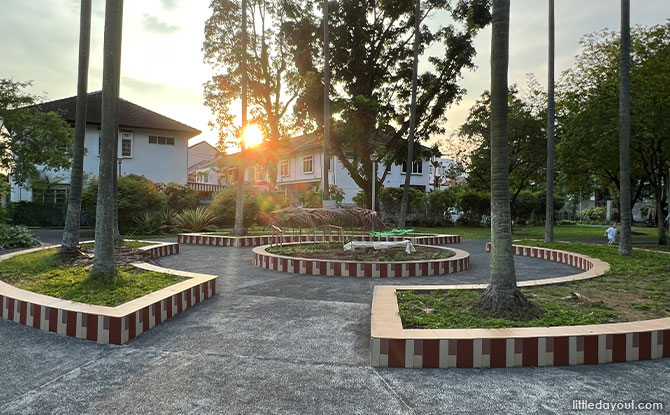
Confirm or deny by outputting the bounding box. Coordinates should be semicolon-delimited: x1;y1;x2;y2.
242;123;263;148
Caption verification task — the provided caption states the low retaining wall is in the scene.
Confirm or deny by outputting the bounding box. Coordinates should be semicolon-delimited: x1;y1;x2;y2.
368;245;667;369
252;243;470;278
0;243;217;345
179;233;460;247
139;241;179;257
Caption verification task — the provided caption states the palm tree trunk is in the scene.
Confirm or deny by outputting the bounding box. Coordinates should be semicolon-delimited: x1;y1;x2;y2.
322;0;331;202
544;0;555;243
61;0;91;255
618;0;632;255
398;0;421;229
233;0;247;236
656;185;667;245
477;0;532;316
93;0;123;277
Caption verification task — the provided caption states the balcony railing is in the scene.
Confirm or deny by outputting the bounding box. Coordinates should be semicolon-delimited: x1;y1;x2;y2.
187;182;225;193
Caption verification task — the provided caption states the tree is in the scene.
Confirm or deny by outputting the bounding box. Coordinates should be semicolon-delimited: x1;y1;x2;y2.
203;0;303;188
558;22;670;244
544;0;555;243
398;0;421;229
286;0;491;210
61;0;92;256
0;79;72;185
232;0;248;236
322;0;331;201
93;0;124;277
458;87;546;207
476;0;532;316
618;0;632;255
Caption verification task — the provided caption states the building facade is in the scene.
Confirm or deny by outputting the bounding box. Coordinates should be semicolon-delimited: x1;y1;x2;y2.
10;91;201;203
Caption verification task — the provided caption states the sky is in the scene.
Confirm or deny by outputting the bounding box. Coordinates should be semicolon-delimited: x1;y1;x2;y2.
0;0;668;151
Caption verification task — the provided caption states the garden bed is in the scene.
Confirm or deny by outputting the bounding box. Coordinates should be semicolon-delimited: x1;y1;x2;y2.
0;248;186;307
266;242;454;262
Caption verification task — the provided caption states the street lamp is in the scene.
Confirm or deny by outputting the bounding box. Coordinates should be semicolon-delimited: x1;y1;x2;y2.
370;152;378;211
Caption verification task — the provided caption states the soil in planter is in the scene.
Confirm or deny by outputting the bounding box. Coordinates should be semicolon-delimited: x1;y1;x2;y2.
266;242;454;262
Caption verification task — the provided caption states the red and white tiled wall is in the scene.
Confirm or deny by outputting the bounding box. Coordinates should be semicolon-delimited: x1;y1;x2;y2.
371;331;670;368
179;233;460;247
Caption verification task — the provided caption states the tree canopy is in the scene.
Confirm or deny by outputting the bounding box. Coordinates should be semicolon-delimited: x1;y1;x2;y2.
0;79;73;185
283;0;491;207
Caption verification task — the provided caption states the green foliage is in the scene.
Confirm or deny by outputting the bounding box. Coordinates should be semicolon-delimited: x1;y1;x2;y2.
512;190;565;225
9;201;68;227
558;23;670;198
160;182;199;211
455;188;490;226
210;186;286;227
0;248;185;307
352;190;367;208
131;211;166;235
424;188;458;227
302;186;323;208
176;207;218;232
458;86;546;198
578;206;606;222
0;224;40;249
82;174;167;231
285;0;491;206
378;187;425;226
0;79;73;185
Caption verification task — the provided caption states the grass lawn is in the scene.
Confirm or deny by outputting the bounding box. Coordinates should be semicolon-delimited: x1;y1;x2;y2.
0;248;186;307
633;243;670;252
414;224;660;241
267;242;453;261
398;241;670;329
80;240;155;249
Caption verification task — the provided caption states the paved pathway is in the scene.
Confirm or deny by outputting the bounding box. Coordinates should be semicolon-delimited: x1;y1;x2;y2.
1;239;668;414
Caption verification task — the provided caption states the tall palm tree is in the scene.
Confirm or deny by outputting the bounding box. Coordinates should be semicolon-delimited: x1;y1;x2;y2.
544;0;555;243
322;0;331;202
398;0;421;228
93;0;124;277
61;0;91;256
618;0;632;255
477;0;531;315
233;0;248;236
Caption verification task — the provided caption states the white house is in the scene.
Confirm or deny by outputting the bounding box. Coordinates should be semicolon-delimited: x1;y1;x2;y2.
11;91;201;203
199;134;435;205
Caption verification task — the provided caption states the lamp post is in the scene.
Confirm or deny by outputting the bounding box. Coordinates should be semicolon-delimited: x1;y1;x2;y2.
370;152;378;211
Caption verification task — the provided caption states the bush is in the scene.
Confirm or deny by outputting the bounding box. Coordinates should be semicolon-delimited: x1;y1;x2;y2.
456;189;490;226
0;225;40;249
160;182;199;211
131;211;166;235
352;190;367;208
511;191;565;225
424;188;457;227
210;187;286;227
82;174;167;231
176;207;217;232
378;187;426;226
579;206;606;222
9;201;67;227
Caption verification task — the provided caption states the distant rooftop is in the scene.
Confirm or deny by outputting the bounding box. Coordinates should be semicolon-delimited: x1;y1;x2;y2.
39;91;201;138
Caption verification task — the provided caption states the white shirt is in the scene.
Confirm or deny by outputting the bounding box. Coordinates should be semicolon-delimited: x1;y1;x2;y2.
606;227;618;240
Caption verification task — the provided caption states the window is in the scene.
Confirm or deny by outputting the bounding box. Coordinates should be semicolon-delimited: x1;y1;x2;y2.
303;156;313;174
149;135;175;145
254;165;265;181
33;187;68;205
402;161;423;174
121;132;133;157
280;160;290;177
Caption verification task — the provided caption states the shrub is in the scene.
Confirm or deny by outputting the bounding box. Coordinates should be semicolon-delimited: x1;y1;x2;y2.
176;207;217;232
160;182;199;211
456;189;490;226
210;187;286;227
352;190;367;208
131;211;165;235
9;201;67;227
579;206;606;222
424;188;457;227
82;174;167;231
378;187;426;226
0;225;40;249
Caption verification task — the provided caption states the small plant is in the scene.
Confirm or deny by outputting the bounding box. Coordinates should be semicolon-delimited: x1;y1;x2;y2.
0;225;40;249
176;207;217;232
159;209;180;233
131;212;165;235
578;206;606;222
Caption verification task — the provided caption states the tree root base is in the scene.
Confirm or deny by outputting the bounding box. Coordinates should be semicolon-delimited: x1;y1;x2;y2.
475;286;541;321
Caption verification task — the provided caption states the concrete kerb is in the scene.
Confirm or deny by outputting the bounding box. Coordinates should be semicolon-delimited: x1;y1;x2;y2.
252;243;471;278
370;243;670;369
0;241;218;345
178;232;461;247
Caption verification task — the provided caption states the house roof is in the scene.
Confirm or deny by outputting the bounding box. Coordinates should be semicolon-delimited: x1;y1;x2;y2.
39;91;201;138
188;140;218;151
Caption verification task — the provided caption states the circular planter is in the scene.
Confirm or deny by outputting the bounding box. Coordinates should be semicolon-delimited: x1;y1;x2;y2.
179;232;460;247
252;243;470;278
